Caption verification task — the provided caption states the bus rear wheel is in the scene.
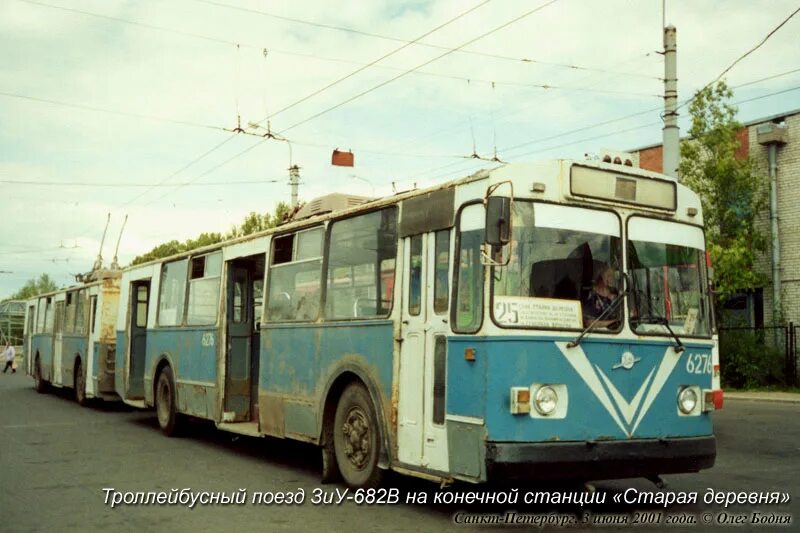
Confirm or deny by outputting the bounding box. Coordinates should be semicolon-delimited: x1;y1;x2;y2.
333;383;383;488
155;366;184;437
34;356;48;393
74;358;88;406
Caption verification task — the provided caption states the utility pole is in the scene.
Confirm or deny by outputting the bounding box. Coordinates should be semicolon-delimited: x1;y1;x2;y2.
288;165;300;207
662;25;679;179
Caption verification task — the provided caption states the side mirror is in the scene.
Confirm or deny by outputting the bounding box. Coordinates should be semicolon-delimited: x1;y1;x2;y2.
485;196;511;246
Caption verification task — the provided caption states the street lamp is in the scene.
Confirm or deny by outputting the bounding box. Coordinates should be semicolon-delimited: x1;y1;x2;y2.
349;175;375;197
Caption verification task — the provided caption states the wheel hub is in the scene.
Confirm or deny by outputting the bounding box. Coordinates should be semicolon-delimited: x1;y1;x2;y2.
341;407;370;469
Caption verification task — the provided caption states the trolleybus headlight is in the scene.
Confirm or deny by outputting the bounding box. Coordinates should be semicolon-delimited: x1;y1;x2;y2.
534;386;558;416
678;387;698;414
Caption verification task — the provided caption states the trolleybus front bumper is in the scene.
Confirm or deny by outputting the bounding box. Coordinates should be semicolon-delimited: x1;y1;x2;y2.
486;435;716;480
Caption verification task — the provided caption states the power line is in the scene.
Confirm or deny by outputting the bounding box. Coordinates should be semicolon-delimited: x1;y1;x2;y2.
382;49;663;161
502;73;800;158
713;6;800;85
506;84;800;160
192;0;660;81
677;5;800;112
391;72;661;98
137;136;270;207
151;0;564;199
0;90;223;131
17;0;658;95
277;0;562;135
252;0;492;125
16;0;241;47
62;134;241;250
118;134;240;209
733;67;800;89
0;245;81;257
0;178;282;187
403;78;800;183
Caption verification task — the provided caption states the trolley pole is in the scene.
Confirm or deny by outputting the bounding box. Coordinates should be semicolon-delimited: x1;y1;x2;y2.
662;25;679;179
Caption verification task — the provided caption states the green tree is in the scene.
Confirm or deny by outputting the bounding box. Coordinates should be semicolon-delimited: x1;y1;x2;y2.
6;273;58;300
131;202;293;265
679;81;768;305
226;202;293;239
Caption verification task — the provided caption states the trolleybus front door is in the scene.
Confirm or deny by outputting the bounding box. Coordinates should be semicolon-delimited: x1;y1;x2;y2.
397;232;449;473
25;304;35;374
225;263;254;422
127;281;150;399
52;300;64;385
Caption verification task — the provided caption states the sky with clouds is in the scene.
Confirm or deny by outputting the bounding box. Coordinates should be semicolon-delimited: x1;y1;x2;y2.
1;0;799;298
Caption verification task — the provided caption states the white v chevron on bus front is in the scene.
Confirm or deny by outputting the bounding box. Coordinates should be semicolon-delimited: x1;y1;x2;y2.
555;342;682;437
595;366;655;427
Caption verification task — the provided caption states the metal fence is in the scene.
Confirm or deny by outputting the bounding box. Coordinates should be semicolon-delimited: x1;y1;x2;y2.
0;312;25;346
718;323;798;387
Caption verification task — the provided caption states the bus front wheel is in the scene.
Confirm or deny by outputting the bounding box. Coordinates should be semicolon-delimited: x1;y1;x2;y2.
333;383;384;488
155;366;184;437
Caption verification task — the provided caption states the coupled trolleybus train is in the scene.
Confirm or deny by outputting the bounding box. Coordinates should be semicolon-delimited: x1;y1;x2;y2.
25;158;721;487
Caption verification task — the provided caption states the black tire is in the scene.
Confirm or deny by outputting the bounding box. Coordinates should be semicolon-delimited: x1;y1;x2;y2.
320;432;341;484
333;383;384;488
155;366;184;437
75;358;88;406
34;356;48;393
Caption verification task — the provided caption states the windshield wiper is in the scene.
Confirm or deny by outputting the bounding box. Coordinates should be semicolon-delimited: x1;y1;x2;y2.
568;289;626;349
632;315;685;353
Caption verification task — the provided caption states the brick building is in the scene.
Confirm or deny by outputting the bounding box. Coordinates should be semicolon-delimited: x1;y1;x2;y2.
630;108;800;328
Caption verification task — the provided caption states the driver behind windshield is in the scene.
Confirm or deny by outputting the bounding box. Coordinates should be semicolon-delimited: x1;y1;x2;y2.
582;264;621;328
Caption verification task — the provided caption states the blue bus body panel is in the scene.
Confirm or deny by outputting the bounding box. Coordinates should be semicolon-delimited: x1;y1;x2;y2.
260;321;394;439
146;328;218;384
60;334;87;387
261;321;394;398
144;327;218;419
30;334;53;380
447;336;713;442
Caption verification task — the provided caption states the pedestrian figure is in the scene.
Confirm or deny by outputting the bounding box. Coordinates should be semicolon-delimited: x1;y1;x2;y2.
2;343;16;373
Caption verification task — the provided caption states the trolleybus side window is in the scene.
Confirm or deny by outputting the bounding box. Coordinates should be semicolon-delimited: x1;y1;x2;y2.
253;277;263;328
44;297;54;333
75;289;87;334
267;227;323;322
408;234;422;316
90;295;98;333
186;252;222;326
325;208;398;320
135;287;148;328
157;258;189;327
233;279;244;323
36;297;47;333
433;229;450;315
65;292;76;334
453;203;484;333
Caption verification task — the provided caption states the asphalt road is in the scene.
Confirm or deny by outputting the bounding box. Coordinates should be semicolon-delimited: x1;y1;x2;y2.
1;371;797;533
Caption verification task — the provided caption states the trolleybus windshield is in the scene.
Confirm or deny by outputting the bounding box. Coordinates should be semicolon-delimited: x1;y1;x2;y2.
491;202;622;331
627;217;711;337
